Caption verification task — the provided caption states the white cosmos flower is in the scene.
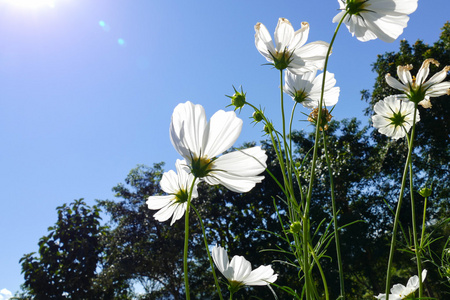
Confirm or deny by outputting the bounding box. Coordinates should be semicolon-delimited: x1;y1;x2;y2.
376;269;427;300
333;0;418;43
146;159;198;226
284;69;340;109
386;58;450;107
255;18;329;74
372;95;420;139
170;101;267;193
212;245;277;291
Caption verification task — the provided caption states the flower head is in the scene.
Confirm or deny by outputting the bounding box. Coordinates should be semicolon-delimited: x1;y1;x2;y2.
385;58;450;105
372;95;420;139
333;0;418;43
308;107;333;131
376;269;427;299
255;18;329;74
212;245;277;293
284;69;340;109
170;101;267;193
146;159;198;225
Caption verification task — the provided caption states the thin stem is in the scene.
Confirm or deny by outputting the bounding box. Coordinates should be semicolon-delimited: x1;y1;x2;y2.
302;12;348;300
322;132;345;298
384;106;418;300
407;108;423;297
279;69;298;222
191;204;224;300
183;178;198;300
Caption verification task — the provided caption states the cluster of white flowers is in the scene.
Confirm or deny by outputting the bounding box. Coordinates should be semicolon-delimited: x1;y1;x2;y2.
144;0;448;296
372;58;450;139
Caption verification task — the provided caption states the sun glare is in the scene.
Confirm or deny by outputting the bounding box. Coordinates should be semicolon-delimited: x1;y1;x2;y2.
2;0;56;9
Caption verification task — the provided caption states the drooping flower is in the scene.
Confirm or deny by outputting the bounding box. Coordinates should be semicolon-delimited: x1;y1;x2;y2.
385;58;450;106
376;269;427;300
255;18;329;74
372;95;420;139
212;245;277;292
170;101;267;193
333;0;418;43
146;159;198;225
283;69;340;109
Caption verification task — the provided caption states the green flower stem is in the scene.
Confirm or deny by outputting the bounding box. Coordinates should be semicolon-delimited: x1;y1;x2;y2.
190;204;224;300
183;177;198;300
301;12;348;300
322;132;345;299
407;107;423;297
308;242;329;300
279;69;298;221
246;103;291;203
420;195;428;250
384;106;418;300
289;102;305;205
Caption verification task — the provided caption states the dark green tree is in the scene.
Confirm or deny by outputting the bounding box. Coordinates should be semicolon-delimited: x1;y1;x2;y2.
19;199;130;299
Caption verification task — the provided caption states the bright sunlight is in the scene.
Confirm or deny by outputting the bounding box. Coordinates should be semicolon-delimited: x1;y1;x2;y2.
1;0;56;9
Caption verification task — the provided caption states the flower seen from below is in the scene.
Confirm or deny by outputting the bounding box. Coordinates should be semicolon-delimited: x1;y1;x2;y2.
170;101;267;193
284;69;340;109
372;95;420;139
376;269;427;299
146;159;198;225
333;0;418;43
212;245;277;293
255;18;329;74
385;58;450;106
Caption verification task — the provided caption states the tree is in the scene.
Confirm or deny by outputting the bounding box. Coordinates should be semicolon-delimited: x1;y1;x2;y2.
19;199;129;299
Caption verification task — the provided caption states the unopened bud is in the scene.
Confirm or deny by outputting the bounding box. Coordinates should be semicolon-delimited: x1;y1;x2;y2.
226;86;246;111
290;221;302;234
252;111;264;123
419;186;432;198
263;123;274;135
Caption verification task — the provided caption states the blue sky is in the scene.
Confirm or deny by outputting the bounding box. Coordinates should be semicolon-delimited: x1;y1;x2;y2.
0;0;448;295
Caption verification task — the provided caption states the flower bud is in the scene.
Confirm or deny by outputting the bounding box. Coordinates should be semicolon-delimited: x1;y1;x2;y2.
252;111;264;123
226;86;246;111
290;221;302;234
263;123;274;135
419;186;432;198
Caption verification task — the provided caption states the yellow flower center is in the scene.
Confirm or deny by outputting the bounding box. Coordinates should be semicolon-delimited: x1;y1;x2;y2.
190;156;214;178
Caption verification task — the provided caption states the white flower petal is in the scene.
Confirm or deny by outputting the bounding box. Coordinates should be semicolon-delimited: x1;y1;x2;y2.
290;41;329;73
146;195;174;210
205;147;267;193
170;101;207;161
229;255;252;282
243;265;278;286
203;110;242;158
274;18;294;52
212;245;230;276
254;22;276;62
386;74;407;92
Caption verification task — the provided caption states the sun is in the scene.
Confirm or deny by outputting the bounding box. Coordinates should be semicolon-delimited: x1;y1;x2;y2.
1;0;56;9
